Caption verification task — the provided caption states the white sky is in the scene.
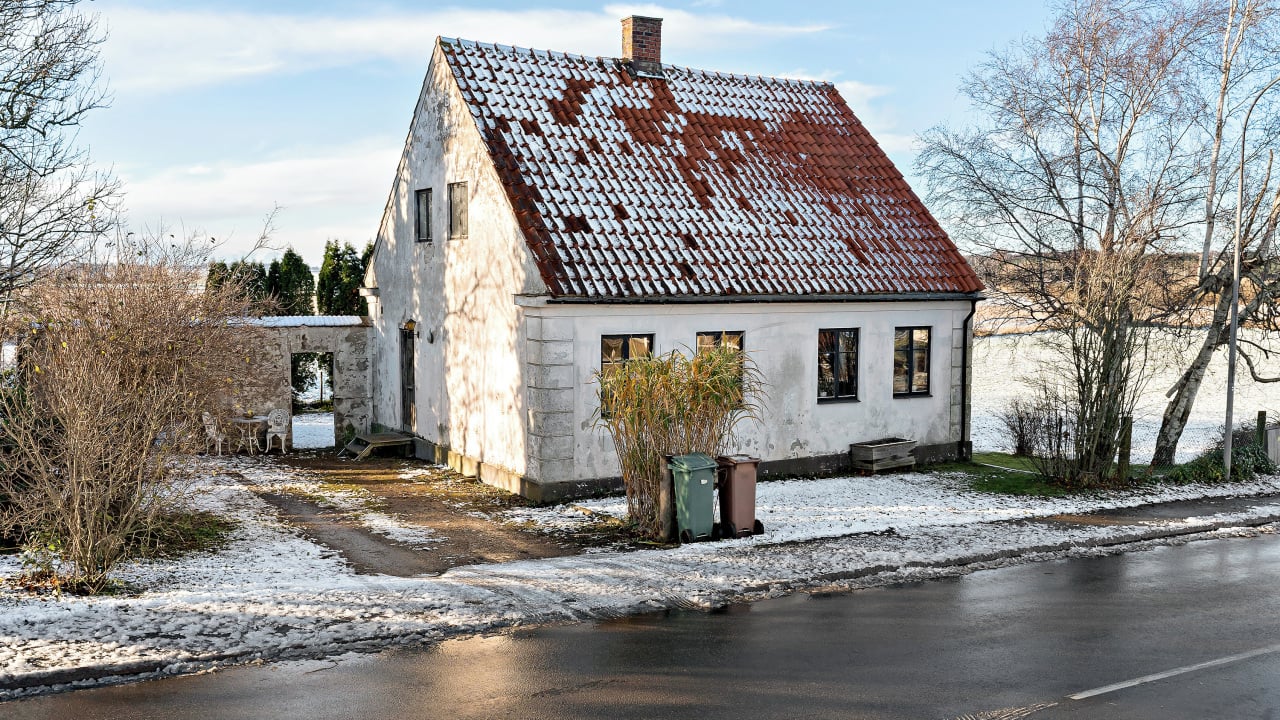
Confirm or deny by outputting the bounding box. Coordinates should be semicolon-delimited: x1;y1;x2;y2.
81;1;1056;266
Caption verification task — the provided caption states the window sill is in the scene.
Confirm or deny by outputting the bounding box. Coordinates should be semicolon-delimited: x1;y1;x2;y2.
817;396;859;404
893;392;932;398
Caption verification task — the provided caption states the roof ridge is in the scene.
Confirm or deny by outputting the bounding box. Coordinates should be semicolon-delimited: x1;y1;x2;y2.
437;36;836;89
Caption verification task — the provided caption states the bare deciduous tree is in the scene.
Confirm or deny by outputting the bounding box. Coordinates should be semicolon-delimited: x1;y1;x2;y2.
0;0;116;308
921;0;1280;472
0;235;264;592
919;0;1203;481
1153;0;1280;465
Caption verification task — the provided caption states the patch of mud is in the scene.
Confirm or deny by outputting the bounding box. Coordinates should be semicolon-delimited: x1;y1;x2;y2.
247;452;624;575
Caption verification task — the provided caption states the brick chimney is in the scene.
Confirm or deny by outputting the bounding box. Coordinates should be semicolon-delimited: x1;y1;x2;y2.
621;16;663;78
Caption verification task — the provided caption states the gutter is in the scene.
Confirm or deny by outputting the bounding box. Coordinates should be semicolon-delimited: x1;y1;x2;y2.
540;291;986;306
959;298;979;461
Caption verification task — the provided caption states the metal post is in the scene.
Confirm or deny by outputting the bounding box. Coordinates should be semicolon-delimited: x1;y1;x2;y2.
1225;74;1280;482
1118;415;1132;484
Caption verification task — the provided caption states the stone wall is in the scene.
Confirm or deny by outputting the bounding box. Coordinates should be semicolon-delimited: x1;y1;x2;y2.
229;318;373;448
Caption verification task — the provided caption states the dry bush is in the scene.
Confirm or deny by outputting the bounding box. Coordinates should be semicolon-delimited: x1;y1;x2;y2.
595;345;763;540
998;398;1039;457
0;238;264;592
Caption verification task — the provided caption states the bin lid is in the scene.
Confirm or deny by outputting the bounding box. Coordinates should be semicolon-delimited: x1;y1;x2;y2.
717;454;760;464
669;452;718;472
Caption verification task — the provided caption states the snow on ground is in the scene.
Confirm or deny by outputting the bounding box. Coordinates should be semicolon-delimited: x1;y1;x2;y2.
970;331;1280;463
224;456;442;549
291;412;335;450
507;471;1280;542
2;457;1280;696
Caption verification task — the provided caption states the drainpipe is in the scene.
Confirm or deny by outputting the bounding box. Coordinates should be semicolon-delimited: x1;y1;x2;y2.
959;298;978;462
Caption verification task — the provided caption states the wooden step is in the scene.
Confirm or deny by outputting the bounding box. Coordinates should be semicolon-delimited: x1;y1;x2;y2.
339;431;414;461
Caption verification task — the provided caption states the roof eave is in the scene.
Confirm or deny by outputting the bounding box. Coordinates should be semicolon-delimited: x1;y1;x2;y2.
538;291;986;305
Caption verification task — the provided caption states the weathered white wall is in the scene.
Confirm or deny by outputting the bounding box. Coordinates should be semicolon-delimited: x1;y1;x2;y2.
365;42;545;478
231;322;372;447
521;300;973;483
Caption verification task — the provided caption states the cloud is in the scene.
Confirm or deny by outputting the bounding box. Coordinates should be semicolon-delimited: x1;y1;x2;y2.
835;80;891;109
118;138;400;263
99;4;828;93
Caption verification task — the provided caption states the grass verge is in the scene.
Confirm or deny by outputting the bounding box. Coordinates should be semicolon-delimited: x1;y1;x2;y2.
135;510;237;559
931;453;1071;497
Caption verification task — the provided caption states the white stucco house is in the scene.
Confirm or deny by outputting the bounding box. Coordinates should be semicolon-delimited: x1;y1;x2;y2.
362;17;985;502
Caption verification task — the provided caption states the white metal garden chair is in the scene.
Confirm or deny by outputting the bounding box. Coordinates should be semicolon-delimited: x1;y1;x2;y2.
202;412;228;455
265;408;290;453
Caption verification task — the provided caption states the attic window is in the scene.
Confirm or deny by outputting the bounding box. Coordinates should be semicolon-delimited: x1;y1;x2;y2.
449;182;468;239
414;188;432;243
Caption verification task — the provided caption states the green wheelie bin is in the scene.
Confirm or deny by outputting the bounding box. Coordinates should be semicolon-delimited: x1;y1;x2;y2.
669;453;718;543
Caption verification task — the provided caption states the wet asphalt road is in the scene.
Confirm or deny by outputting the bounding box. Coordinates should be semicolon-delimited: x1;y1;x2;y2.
6;531;1280;719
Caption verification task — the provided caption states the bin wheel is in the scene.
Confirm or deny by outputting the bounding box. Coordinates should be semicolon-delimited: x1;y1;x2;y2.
711;523;722;540
753;520;765;535
680;529;692;544
722;522;735;538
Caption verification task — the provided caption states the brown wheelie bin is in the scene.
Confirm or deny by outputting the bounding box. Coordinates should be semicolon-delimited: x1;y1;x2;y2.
716;455;763;538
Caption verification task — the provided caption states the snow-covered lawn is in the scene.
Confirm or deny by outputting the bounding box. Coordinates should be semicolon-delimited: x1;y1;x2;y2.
291;412;334;450
505;471;1280;543
971;332;1279;463
2;457;1279;697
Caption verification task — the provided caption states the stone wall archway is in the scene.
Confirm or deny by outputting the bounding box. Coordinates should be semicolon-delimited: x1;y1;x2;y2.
233;317;373;447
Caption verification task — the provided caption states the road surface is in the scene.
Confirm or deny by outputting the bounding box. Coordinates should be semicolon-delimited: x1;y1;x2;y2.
6;530;1280;718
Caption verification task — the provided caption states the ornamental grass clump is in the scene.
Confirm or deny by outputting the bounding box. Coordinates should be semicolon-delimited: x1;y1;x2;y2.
595;345;763;540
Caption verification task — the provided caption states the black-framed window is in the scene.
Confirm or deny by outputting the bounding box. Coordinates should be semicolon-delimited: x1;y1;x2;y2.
600;334;654;415
818;328;858;401
695;330;743;353
697;330;745;391
894;327;931;396
414;189;432;243
449;182;468;238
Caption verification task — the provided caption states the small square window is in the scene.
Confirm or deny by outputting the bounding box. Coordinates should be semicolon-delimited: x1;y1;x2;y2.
893;326;931;396
414;189;432;243
817;328;858;401
599;333;653;415
696;331;743;353
449;182;468;238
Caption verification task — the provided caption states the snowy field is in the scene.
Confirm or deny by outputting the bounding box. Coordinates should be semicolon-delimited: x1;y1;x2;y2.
970;331;1280;463
3;456;1280;696
291;412;334;449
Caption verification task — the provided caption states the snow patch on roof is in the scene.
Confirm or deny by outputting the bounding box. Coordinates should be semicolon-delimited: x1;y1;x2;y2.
438;38;983;299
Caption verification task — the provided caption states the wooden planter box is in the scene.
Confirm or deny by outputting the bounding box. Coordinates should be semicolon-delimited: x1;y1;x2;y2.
849;437;917;473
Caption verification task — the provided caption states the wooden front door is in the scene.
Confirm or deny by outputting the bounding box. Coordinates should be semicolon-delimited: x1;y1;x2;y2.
400;327;416;432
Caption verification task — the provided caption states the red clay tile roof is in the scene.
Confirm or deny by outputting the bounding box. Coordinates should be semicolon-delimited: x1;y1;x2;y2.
440;38;983;299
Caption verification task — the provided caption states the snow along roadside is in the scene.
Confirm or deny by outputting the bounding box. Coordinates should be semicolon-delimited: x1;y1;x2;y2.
2;465;1280;698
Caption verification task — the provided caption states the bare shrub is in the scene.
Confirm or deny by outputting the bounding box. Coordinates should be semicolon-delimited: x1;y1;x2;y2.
595;345;764;540
0;237;263;592
998;398;1040;456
